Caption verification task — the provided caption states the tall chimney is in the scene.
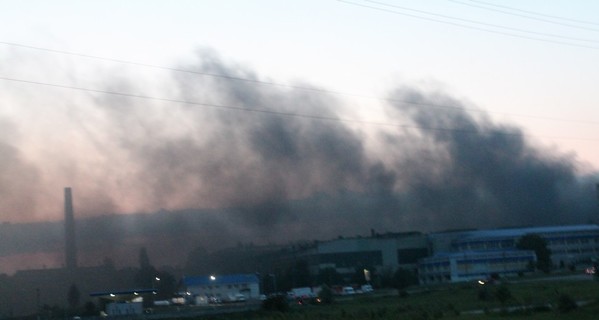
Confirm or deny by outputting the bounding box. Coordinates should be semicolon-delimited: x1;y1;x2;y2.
64;187;77;270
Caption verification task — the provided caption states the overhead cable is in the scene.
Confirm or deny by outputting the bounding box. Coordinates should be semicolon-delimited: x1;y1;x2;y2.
1;41;598;126
2;76;598;142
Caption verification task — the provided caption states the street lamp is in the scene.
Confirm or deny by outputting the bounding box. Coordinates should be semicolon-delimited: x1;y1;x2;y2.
152;276;161;293
363;269;371;284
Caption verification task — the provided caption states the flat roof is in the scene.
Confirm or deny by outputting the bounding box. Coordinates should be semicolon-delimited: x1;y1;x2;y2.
89;288;157;301
448;224;599;241
423;249;536;260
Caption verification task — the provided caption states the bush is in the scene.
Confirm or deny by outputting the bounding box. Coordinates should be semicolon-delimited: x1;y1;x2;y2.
495;284;512;305
477;287;490;301
557;294;577;313
262;294;289;312
318;285;334;304
393;268;418;289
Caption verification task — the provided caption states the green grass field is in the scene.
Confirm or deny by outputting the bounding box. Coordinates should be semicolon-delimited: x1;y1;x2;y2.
198;277;599;320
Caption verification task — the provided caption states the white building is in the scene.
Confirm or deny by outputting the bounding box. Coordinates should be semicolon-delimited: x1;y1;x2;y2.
183;274;260;303
418;250;536;284
89;288;155;316
432;225;599;266
420;225;599;284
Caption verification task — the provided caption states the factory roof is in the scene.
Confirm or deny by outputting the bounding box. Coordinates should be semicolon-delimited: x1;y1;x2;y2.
453;224;599;241
422;249;536;260
89;288;157;301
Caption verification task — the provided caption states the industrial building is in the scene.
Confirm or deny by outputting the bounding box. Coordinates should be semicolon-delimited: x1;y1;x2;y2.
89;289;157;316
418;250;536;284
297;232;429;279
183;274;260;304
431;225;599;266
420;224;599;284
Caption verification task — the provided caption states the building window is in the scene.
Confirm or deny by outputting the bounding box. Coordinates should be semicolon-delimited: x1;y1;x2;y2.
397;248;428;264
318;251;383;267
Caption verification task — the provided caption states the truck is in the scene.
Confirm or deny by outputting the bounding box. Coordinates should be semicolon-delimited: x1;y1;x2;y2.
288;287;315;299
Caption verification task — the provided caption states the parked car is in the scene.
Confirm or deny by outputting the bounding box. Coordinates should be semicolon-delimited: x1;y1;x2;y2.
342;286;355;295
234;293;247;302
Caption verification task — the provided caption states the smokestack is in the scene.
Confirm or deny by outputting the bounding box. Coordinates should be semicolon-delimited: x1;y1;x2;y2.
64;187;77;270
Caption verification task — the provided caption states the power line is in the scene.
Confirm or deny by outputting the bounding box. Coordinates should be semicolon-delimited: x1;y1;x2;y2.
0;75;390;124
0;41;333;93
363;0;599;44
337;0;599;50
449;0;599;32
459;0;599;28
2;76;598;142
1;41;598;126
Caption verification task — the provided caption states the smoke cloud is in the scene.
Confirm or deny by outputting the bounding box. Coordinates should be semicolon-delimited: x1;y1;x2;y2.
0;48;597;271
384;87;595;228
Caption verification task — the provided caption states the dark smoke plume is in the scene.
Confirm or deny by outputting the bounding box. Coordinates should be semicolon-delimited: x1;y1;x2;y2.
384;87;597;229
0;49;597;272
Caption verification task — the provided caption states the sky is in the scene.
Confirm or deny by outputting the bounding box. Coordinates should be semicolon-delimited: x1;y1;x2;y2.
1;1;599;246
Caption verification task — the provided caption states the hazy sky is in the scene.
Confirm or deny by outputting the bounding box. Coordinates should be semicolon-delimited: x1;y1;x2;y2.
1;0;599;224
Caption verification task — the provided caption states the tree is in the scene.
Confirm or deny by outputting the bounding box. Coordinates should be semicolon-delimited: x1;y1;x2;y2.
135;247;158;288
139;247;152;270
292;259;312;287
557;293;577;313
277;260;313;290
262;294;289;312
495;284;512;306
392;268;418;290
67;283;80;309
154;270;177;300
82;301;97;316
318;285;334;304
516;234;552;273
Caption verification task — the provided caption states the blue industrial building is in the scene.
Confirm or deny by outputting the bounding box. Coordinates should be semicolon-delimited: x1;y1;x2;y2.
419;224;599;284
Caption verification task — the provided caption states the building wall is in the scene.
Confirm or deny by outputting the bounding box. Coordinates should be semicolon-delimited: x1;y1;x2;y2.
301;234;429;278
184;274;260;301
445;225;599;266
543;231;599;266
419;250;536;284
421;225;599;284
188;282;259;301
106;302;143;316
